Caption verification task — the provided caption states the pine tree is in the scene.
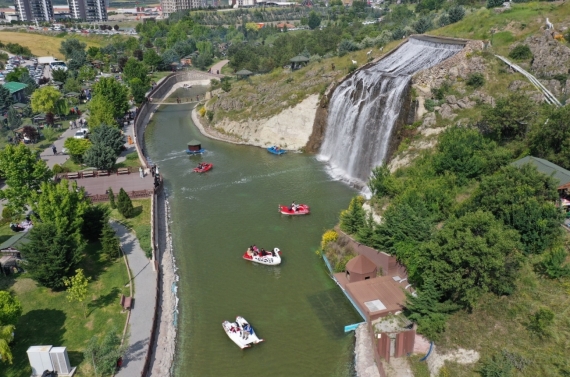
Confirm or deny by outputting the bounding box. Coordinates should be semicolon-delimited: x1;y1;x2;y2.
117;188;134;218
100;223;120;260
339;196;366;234
108;187;116;209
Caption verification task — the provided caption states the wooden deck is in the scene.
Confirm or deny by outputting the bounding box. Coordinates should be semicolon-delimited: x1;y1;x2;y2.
64;173;155;199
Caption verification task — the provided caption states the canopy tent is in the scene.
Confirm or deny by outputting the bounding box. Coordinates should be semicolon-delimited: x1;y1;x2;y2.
188;140;202;152
236;69;253;77
290;55;309;70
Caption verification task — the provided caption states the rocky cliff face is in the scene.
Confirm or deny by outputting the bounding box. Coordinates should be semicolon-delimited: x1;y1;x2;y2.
525;31;570;78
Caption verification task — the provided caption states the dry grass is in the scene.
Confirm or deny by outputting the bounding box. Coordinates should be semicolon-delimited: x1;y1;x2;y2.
0;31;102;59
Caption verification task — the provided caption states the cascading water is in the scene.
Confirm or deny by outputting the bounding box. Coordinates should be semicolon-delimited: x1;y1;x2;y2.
318;37;464;188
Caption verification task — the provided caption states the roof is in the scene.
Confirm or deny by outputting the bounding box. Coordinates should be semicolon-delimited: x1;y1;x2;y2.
346;255;376;274
3;82;28;94
290;55;309;63
188;140;201;146
511;156;570;187
0;231;30;250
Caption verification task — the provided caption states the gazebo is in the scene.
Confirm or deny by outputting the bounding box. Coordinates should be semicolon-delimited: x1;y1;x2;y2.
290;55;309;70
235;69;253;79
186;140;205;155
345;255;377;283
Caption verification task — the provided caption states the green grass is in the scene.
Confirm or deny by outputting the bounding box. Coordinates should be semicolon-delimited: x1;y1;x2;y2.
150;71;171;83
431;2;570;56
109;198;152;258
115;151;143;170
0;242;130;377
409;355;431;377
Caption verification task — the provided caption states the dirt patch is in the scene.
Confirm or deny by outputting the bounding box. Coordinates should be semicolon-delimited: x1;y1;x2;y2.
426;344;480;377
12;278;37;295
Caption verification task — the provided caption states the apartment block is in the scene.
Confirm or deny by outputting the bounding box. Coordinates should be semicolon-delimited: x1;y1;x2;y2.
14;0;54;22
68;0;107;21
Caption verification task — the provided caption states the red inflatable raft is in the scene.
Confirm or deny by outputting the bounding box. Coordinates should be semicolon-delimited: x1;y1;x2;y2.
193;163;213;173
279;204;310;215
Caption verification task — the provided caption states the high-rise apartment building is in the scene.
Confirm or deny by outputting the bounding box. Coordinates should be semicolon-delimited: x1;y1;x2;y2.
68;0;108;21
161;0;202;18
14;0;54;22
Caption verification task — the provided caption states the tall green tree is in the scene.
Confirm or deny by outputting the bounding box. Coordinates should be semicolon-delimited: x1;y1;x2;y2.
123;58;150;86
84;144;117;171
417;211;522;309
0;144;52;213
117;188;134;218
89;124;124;156
528;105;570;170
339;196;366;234
129;78;148;104
31;86;62;124
63;138;92;163
0;85;13;109
88;96;117;127
92;77;129;119
471;164;563;255
81;204;109;243
20;223;84;289
308;11;322;30
481;92;538;142
6;106;21;130
100;223;120;260
51;68;68;83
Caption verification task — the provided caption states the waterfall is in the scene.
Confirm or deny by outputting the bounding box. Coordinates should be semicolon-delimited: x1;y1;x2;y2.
318;37;464;189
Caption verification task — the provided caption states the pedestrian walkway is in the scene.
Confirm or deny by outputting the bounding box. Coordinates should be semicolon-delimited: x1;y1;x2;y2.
209;59;229;75
112;222;157;377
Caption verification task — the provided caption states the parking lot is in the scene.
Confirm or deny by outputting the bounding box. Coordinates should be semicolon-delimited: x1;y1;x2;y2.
0;54;53;84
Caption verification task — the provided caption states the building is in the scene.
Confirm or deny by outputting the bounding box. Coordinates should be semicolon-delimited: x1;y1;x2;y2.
161;0;201;18
68;0;108;21
3;82;28;103
14;0;54;22
511;156;570;188
232;0;255;7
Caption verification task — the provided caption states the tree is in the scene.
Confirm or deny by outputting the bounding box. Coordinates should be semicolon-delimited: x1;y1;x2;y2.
113;24;119;31
89;124;124;156
417;211;522;309
143;49;163;70
63;77;81;93
63;269;90;318
63;137;92;163
413;17;432;34
117;188;134;218
404;277;460;340
6;106;21;130
368;163;392;198
0;144;52;213
481;92;537;141
308;11;322;29
0;324;15;364
100;223;120;259
0;291;22;327
51;68;68;83
31;86;62;125
32;180;90;242
20;223;84;289
5;67;28;82
78;66;96;82
339;196;366;234
81;204;109;243
447;5;465;23
108;187;116;209
471;164;563;255
92;77;129;119
528;105;570;169
60;38;86;60
129;78;148;104
84;144;117;170
221;77;232;93
540;247;570;279
487;0;504;8
0;85;13;109
123;58;150;86
133;49;143;61
88;96;117;128
19;71;37;96
84;328;126;377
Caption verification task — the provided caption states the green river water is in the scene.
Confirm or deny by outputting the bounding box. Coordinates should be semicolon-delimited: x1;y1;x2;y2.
145;88;361;377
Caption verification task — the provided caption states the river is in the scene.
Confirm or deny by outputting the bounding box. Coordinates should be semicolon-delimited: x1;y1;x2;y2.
145;87;361;377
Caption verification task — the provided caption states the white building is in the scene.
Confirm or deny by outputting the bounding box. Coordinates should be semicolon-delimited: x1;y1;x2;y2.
161;0;203;18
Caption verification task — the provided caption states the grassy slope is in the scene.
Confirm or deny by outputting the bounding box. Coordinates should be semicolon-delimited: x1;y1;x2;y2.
208;39;403;123
0;31;103;59
431;1;570;55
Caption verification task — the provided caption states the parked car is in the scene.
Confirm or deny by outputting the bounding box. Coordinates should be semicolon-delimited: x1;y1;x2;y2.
74;130;88;139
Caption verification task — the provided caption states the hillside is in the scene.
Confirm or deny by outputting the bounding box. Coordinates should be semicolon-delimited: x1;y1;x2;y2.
0;31;103;59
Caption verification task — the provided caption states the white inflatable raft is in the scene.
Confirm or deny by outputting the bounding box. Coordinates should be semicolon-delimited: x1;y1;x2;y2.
222;320;252;349
236;316;264;344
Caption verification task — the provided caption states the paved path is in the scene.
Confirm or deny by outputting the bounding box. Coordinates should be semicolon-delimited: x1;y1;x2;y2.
74;173;154;197
113;222;157;377
209;59;229;75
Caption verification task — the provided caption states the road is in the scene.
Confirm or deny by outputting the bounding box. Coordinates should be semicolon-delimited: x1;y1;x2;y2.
209;59;229;75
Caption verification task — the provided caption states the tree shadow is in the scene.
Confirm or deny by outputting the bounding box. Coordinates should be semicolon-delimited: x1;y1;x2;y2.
7;309;66;376
78;242;113;282
88;286;120;315
131;205;143;218
0;275;16;290
67;351;84;369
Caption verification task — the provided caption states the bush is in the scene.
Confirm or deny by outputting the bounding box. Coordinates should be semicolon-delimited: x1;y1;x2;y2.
81;205;109;243
117;188;134;218
338;39;359;57
52;164;64;175
206;110;214;121
100;223;120;259
448;5;465;23
527;308;554;338
198;107;206;117
487;0;504;8
413;17;433;34
466;72;485;88
321;229;338;250
348;64;357;73
508;45;533;60
2;207;14;221
479;353;514;377
108;187;116;209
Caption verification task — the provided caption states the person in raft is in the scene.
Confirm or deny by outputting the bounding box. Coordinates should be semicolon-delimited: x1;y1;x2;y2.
197;163;203;169
290;202;298;211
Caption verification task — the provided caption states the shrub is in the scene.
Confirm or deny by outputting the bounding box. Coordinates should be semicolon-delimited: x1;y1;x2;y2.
527;308;554;338
448;5;465;23
198;107;206;117
338;39;358;56
413;17;433;34
108;187;116;209
100;223;120;259
340;196;366;234
508;45;533;60
479;353;514;377
348;64;357;73
2;207;14;221
466;72;485;88
206;110;214;121
117;188;134;218
81;205;109;243
52;164;64;174
487;0;504;8
321;229;338;250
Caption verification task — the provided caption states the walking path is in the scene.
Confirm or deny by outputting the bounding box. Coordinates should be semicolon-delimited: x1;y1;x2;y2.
210;59;229;75
112;222;157;377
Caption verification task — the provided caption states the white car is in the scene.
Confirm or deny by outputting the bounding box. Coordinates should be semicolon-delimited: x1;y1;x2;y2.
74;130;87;139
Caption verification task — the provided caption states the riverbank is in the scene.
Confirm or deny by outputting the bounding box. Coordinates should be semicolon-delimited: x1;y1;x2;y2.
192;94;320;151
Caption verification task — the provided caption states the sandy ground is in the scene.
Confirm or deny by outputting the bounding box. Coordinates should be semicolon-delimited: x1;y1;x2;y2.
193;94;319;150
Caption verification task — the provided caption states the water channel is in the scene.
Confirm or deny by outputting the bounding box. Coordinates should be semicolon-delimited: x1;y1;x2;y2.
145;87;361;377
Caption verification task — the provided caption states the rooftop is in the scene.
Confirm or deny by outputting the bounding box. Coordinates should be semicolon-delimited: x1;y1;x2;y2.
511;156;570;187
3;81;28;94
